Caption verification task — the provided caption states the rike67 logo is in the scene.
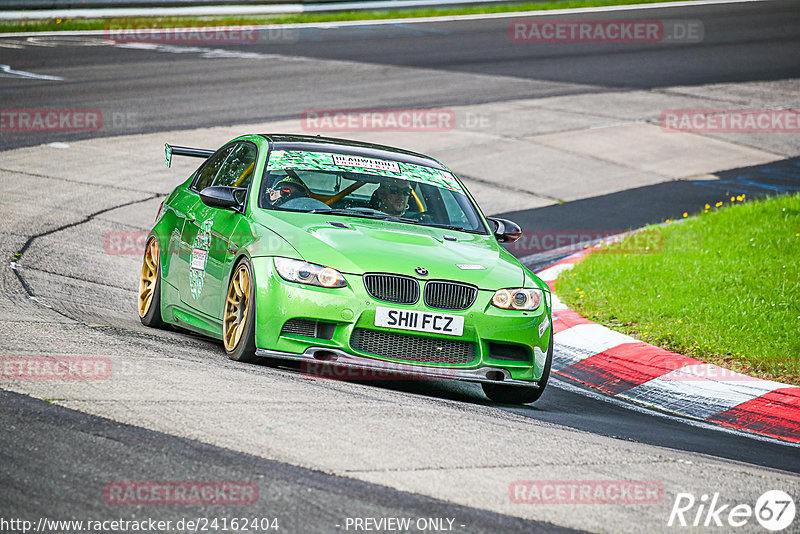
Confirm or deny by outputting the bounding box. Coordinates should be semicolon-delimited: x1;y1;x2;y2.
668;490;795;531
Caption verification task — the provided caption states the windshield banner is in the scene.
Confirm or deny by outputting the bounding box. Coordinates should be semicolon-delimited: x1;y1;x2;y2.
266;150;463;192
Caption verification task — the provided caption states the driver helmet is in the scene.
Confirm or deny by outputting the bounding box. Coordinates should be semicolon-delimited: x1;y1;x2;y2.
269;173;310;204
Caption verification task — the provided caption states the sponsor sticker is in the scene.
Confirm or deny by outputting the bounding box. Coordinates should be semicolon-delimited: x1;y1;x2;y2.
266;150;464;193
332;154;400;173
191;248;208;271
539;315;550;337
456;264;486;270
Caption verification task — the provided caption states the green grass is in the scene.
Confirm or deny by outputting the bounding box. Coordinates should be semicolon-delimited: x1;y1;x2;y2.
2;0;690;33
557;193;800;385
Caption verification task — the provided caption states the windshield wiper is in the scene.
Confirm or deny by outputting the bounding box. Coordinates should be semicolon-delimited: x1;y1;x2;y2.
418;222;470;232
310;209;476;233
310;207;389;219
384;216;419;224
312;209;423;225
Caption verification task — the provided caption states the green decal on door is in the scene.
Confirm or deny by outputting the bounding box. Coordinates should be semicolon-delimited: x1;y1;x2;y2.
189;218;214;299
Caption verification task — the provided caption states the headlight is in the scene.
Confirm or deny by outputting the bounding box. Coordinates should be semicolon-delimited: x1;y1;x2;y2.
274;258;347;288
492;288;542;310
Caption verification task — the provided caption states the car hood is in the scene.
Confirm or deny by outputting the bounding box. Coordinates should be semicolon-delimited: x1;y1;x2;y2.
252;211;524;289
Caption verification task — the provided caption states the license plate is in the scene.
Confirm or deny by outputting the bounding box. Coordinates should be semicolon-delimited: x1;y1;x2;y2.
374;307;464;337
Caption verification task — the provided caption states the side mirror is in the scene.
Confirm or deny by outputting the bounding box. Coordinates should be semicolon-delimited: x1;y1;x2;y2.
486;217;523;243
199;186;244;210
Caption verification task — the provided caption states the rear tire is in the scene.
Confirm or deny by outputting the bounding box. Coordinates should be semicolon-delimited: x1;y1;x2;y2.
223;258;259;363
139;237;165;328
482;327;553;404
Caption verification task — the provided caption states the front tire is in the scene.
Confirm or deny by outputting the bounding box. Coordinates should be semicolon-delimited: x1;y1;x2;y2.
138;237;165;328
482;327;553;404
223;258;258;363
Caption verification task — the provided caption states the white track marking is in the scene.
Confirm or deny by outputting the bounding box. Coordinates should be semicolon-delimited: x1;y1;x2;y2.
536;261;577;282
0;64;63;81
621;365;790;419
20;37;58;47
554;324;636;366
112;42;302;61
550;293;569;312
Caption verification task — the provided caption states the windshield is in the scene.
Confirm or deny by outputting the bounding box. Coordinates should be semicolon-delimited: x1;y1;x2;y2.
257;150;488;234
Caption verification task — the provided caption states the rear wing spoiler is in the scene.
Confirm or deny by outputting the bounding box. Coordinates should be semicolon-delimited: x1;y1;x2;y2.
164;143;214;167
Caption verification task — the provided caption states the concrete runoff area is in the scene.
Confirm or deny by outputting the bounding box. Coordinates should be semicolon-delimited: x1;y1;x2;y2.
1;75;799;532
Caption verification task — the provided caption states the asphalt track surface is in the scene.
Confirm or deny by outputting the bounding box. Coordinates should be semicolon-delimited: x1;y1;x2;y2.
1;1;800;531
0;0;799;151
0;389;577;533
502;157;800;239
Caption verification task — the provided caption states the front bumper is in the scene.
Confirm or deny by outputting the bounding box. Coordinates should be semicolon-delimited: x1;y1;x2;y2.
251;257;551;383
255;346;541;387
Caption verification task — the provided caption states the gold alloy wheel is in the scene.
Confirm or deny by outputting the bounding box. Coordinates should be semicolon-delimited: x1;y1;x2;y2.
138;238;159;318
223;264;250;352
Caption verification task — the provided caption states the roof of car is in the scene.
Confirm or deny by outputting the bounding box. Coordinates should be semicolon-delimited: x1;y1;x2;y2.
259;134;448;171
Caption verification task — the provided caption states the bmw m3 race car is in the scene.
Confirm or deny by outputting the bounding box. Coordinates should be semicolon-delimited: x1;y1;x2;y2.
139;134;552;404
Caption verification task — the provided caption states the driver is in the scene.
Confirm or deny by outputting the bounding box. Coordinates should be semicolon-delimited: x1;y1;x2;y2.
369;177;413;217
267;174;310;206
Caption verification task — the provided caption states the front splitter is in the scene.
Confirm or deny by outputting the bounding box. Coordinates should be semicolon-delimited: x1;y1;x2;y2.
255;346;539;388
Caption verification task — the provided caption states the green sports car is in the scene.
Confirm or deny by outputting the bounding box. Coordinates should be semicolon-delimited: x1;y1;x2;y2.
139;134;552;404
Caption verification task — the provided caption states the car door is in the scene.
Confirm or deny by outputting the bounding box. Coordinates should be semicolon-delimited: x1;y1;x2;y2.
171;144;234;311
179;142;258;322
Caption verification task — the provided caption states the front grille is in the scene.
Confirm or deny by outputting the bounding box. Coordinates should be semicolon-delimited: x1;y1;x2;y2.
350;328;476;365
281;318;335;340
424;281;478;310
363;274;419;305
